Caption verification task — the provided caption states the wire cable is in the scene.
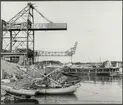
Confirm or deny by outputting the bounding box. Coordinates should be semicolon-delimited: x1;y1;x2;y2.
34;7;53;23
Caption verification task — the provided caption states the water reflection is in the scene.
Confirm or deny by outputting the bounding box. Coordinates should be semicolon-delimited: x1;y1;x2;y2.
82;75;122;85
35;94;77;104
74;75;122;104
14;99;39;104
3;97;39;104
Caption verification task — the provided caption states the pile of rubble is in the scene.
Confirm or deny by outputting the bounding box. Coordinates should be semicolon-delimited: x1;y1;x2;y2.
1;59;24;80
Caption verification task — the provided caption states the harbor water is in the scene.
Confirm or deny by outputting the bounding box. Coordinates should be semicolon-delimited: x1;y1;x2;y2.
33;75;122;104
2;75;122;104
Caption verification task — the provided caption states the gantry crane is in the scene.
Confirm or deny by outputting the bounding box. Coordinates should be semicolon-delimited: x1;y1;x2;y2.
35;41;78;62
1;2;67;64
35;41;78;56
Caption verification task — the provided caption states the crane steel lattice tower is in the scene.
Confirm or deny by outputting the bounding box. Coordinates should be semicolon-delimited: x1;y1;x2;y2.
1;3;67;64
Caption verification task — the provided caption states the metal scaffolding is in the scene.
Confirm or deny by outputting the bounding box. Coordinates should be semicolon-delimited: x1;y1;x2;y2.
1;3;67;64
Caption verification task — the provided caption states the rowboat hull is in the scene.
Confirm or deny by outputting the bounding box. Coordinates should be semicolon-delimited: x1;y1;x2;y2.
1;83;81;95
1;85;35;96
36;83;81;95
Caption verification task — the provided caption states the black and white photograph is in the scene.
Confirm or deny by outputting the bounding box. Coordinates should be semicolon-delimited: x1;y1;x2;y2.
1;1;122;104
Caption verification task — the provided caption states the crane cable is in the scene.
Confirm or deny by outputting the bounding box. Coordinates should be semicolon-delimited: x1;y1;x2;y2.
33;7;53;23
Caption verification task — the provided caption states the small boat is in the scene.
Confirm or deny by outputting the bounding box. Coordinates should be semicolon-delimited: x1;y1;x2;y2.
1;85;36;96
35;83;80;95
2;83;80;95
31;65;81;95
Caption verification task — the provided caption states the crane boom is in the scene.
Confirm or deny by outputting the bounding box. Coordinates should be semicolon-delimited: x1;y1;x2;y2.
2;23;67;31
35;41;78;56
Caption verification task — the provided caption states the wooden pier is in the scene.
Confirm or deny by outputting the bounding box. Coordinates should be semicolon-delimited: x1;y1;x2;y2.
63;67;120;77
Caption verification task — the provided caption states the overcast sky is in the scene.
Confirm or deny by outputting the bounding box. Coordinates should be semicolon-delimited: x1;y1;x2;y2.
1;1;122;63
